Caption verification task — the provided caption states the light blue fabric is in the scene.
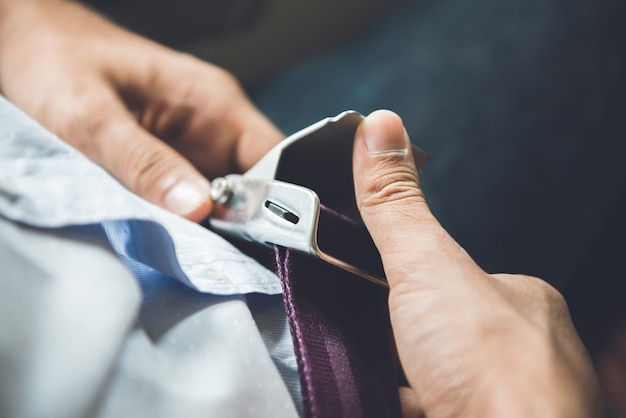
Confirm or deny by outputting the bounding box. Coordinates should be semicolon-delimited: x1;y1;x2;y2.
0;95;301;417
0;94;281;295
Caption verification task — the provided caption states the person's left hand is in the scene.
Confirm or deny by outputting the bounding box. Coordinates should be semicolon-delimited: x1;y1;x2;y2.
0;0;282;222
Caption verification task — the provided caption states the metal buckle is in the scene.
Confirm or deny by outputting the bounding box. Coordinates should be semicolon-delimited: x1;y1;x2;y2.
207;111;428;287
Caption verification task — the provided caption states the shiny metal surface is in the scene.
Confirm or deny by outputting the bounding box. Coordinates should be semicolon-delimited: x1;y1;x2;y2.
209;111;427;287
209;175;320;255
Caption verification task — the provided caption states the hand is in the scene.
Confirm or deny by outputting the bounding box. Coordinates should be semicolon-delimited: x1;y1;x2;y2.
0;0;282;222
352;110;601;417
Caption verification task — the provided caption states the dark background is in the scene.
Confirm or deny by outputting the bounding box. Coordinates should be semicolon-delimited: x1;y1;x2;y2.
84;0;626;414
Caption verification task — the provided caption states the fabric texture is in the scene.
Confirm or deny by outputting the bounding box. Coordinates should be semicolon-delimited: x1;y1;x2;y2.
275;246;401;418
0;95;282;295
0;95;301;417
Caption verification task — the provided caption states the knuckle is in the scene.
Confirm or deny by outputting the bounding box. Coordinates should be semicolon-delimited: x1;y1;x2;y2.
536;279;566;307
122;139;174;197
544;286;569;317
173;58;246;120
358;162;425;210
204;64;240;90
179;54;241;93
522;275;569;317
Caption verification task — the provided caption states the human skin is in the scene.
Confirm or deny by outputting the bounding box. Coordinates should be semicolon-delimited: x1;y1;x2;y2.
353;110;602;418
0;0;602;414
0;0;282;222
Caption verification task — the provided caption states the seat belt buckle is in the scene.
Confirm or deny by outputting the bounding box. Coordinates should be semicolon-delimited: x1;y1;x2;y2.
207;111;428;287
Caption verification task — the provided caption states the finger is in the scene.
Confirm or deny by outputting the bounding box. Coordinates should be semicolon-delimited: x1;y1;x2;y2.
117;55;283;176
230;98;284;172
353;110;480;289
180;62;283;171
78;93;213;222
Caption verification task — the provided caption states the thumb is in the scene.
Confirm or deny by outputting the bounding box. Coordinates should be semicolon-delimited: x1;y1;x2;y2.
353;110;479;289
89;104;212;222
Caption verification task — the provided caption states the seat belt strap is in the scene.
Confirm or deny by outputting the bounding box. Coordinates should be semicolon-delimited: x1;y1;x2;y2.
275;247;402;418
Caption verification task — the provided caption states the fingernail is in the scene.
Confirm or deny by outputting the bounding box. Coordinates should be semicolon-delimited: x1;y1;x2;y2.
164;179;210;215
362;111;410;155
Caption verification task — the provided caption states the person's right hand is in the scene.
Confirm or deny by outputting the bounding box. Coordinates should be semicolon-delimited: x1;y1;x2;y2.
0;0;282;222
353;110;602;417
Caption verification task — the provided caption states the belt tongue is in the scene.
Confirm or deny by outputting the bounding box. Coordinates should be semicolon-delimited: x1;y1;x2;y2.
207;111;429;287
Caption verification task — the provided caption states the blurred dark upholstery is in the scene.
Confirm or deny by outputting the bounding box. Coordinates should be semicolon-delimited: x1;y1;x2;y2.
81;0;267;46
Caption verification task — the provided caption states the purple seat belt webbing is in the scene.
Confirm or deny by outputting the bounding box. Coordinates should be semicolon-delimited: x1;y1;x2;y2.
275;246;402;418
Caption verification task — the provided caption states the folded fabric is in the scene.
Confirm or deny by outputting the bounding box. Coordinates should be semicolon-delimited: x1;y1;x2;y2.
0;95;301;417
0;95;281;295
